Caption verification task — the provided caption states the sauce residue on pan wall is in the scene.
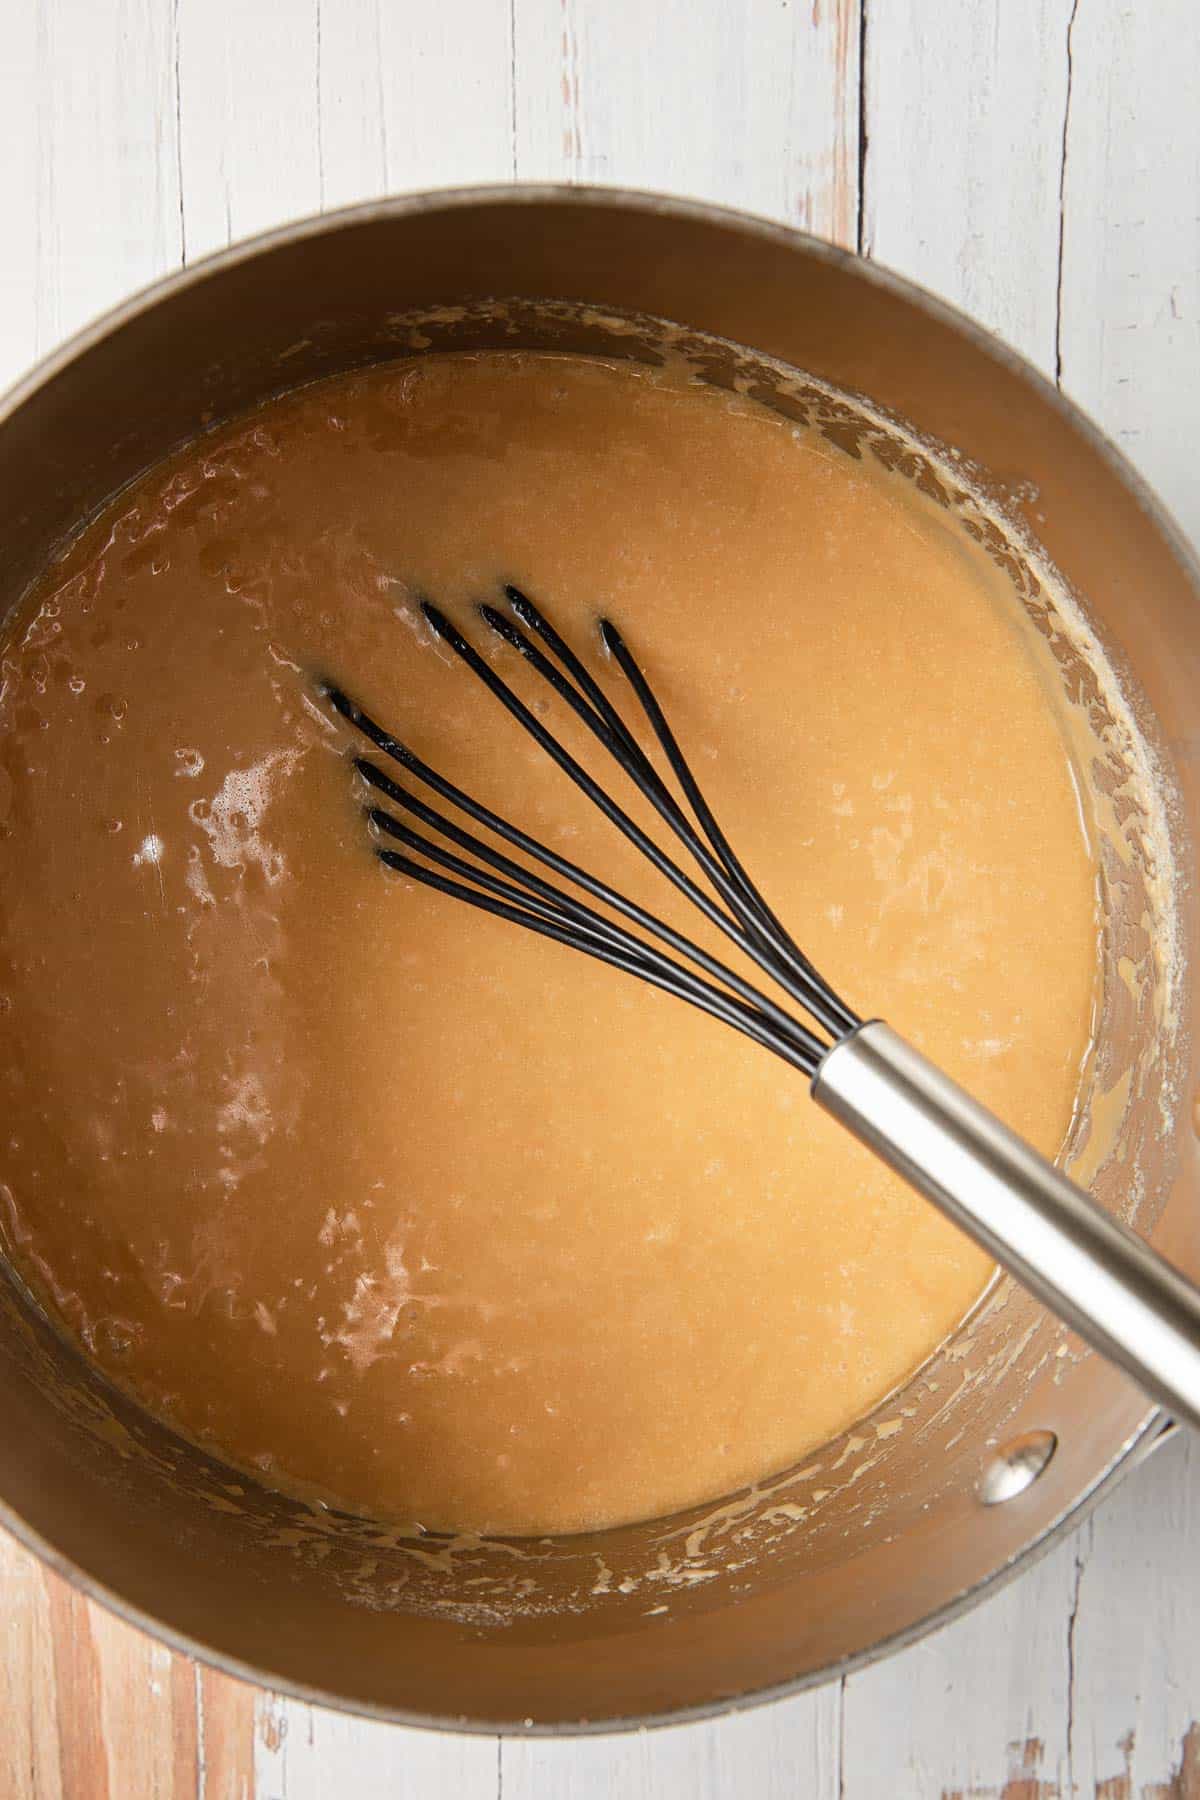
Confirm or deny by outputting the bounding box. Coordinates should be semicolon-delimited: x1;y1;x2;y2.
0;352;1098;1534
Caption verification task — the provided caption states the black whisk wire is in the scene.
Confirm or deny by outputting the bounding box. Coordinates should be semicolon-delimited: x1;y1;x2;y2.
323;593;860;1077
332;703;826;1067
374;840;818;1072
430;597;850;1040
596;615;859;1034
371;817;819;1070
330;654;768;988
502;585;649;774
416;601;840;1026
358;759;823;1062
499;585;846;1025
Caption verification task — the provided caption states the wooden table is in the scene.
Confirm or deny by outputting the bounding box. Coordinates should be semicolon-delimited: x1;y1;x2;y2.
3;2;1199;1793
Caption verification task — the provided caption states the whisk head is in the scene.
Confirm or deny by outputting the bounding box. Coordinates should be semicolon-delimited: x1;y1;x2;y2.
323;586;860;1078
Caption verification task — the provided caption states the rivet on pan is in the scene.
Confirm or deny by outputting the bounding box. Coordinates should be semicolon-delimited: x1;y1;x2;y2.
979;1430;1058;1505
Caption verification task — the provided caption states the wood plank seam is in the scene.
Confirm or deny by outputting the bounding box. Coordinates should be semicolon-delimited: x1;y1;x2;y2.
1053;0;1081;388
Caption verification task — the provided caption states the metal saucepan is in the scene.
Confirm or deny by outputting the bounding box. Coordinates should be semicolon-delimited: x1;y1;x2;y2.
0;188;1196;1731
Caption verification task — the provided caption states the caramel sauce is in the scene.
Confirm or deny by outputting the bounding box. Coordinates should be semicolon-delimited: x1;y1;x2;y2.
0;354;1097;1533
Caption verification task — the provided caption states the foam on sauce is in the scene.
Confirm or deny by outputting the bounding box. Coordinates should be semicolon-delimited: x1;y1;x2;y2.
0;352;1099;1534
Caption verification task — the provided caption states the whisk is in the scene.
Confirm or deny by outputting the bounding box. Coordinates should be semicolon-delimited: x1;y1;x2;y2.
324;585;1200;1436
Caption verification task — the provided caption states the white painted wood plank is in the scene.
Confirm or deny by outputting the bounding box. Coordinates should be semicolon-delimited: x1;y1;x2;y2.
0;0;181;395
312;0;390;212
178;0;519;265
842;1528;1076;1799
862;0;1073;375
177;0;322;263
1067;1433;1200;1797
255;1696;499;1799
1058;0;1200;546
513;0;860;246
501;1685;841;1800
318;0;515;211
0;0;40;396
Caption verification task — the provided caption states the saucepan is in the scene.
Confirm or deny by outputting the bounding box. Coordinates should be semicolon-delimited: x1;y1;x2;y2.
1;188;1196;1731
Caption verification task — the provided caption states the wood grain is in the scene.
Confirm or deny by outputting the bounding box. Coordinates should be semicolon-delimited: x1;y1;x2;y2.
254;1697;497;1800
322;0;514;206
1057;0;1200;539
862;0;1074;376
513;0;860;246
0;1530;255;1800
841;1519;1077;1798
3;0;1200;1792
176;0;321;262
500;1687;842;1799
0;0;181;392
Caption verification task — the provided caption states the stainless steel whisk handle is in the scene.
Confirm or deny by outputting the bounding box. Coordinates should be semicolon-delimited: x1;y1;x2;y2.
813;1021;1200;1433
